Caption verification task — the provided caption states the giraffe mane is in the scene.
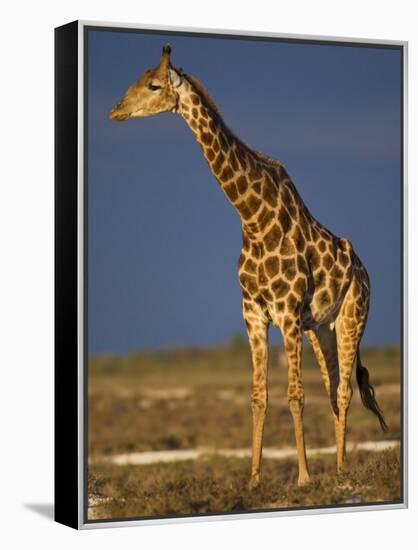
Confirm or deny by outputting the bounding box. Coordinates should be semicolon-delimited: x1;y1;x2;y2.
183;73;222;117
254;150;286;172
184;72;286;182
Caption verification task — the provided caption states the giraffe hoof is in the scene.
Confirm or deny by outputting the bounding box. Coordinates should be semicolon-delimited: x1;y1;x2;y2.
248;475;260;490
336;462;347;475
297;473;311;486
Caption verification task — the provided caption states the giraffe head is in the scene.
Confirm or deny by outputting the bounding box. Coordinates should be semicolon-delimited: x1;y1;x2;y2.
109;45;183;121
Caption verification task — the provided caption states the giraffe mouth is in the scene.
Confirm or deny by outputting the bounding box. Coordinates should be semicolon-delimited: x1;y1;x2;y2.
108;109;131;121
109;106;147;120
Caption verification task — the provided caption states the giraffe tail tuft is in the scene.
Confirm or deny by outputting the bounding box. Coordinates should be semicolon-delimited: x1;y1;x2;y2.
356;350;388;432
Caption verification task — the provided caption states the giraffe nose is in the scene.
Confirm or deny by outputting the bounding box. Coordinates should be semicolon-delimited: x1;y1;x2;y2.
109;102;128;121
109;101;120;119
109;107;118;120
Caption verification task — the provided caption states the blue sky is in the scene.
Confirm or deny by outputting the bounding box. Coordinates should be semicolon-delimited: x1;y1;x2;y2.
87;29;402;354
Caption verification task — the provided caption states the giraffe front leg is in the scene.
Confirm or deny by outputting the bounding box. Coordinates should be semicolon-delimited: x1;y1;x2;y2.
243;300;269;490
283;319;310;486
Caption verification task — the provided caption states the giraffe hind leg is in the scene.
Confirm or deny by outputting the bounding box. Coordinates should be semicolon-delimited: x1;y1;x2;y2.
349;263;387;431
335;269;374;473
305;325;339;415
305;326;340;457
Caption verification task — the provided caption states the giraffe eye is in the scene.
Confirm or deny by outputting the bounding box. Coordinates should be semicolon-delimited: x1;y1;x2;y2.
148;83;161;91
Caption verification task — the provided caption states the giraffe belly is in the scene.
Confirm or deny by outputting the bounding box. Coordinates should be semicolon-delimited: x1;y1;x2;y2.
238;233;356;332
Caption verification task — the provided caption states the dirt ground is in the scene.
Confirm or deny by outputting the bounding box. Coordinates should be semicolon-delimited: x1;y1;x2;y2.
87;343;402;520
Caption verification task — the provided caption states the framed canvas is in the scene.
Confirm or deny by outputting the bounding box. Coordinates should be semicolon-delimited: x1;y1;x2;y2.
54;20;408;529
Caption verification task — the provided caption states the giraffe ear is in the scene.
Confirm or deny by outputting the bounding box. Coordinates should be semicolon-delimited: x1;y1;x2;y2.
169;68;183;88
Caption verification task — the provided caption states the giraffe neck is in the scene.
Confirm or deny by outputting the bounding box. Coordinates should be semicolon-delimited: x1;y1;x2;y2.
177;78;283;237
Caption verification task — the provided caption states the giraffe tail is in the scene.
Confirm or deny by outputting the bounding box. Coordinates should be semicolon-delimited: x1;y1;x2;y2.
356;349;388;432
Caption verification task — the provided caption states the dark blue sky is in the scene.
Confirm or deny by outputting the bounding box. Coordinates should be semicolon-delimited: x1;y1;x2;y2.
87;29;402;354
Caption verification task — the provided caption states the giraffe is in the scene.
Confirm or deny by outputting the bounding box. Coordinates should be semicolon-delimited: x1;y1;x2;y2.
109;45;388;488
